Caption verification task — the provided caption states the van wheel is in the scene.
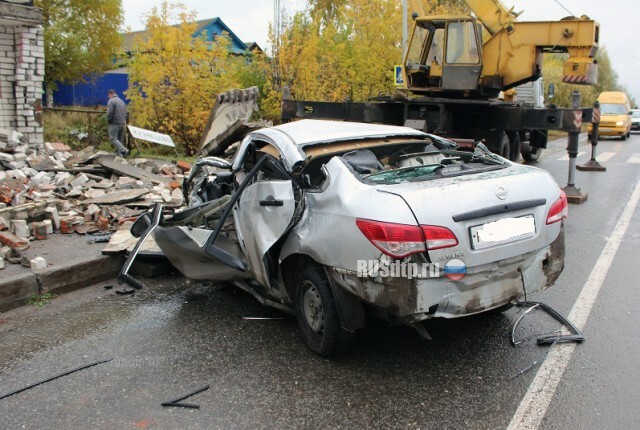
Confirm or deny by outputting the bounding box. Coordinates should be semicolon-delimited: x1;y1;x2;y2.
295;264;354;356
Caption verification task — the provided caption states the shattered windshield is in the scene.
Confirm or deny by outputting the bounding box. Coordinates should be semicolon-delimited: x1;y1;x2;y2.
362;142;506;185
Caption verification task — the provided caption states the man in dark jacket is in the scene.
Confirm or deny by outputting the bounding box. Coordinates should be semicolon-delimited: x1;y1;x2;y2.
106;89;128;157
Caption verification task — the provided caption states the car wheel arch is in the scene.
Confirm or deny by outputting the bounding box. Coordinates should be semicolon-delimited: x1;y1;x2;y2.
281;253;365;334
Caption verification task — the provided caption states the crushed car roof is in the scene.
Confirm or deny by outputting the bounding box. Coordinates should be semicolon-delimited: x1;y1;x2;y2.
255;119;427;148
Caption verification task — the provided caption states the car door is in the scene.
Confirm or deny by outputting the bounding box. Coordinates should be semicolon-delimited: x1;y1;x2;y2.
234;176;296;288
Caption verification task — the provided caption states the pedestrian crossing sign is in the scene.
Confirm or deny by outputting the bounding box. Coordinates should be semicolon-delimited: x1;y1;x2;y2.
394;65;404;87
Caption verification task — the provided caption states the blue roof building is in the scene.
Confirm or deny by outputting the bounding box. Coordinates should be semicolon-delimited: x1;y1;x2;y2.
53;17;260;107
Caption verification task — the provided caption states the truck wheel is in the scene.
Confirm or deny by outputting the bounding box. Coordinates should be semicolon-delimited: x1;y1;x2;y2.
522;146;542;162
497;132;510;160
295;264;354;356
507;132;521;162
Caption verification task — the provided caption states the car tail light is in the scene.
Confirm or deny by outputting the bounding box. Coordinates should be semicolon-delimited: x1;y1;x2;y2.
546;190;568;225
356;218;426;258
421;225;459;250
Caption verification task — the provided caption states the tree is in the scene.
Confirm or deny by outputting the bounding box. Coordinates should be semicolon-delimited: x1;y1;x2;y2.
270;0;466;107
126;2;242;155
35;0;123;104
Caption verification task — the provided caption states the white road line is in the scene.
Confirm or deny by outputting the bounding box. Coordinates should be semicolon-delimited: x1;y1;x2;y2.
596;151;615;162
507;175;640;430
628;153;640;164
556;151;586;161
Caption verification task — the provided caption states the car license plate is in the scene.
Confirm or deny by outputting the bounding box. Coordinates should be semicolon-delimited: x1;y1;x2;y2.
599;127;611;132
470;215;535;250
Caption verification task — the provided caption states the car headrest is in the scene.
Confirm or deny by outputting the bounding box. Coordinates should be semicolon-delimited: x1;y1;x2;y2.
341;149;383;174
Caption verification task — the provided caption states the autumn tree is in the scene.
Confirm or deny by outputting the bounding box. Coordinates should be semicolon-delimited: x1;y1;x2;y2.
35;0;123;105
269;0;466;110
126;3;242;155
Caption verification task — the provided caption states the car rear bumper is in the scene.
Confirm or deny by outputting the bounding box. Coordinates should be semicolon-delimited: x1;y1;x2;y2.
328;226;565;323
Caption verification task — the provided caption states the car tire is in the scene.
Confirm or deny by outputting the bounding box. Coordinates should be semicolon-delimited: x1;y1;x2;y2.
295;264;354;356
622;134;627;141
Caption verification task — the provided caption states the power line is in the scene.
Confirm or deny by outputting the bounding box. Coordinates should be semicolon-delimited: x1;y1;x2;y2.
553;0;575;17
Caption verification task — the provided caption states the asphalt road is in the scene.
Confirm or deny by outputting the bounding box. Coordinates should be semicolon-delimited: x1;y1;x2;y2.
0;133;638;429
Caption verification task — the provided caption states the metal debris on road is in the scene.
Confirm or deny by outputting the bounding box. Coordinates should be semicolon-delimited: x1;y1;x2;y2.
242;317;285;321
0;358;113;401
511;301;585;346
161;384;210;409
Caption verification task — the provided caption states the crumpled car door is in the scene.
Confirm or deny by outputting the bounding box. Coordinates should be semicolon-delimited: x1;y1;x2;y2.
234;179;296;288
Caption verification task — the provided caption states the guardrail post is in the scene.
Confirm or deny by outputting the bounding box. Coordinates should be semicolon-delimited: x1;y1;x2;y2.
577;100;605;172
563;91;588;203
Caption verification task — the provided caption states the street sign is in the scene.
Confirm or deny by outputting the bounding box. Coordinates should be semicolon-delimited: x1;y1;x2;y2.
127;125;175;147
394;65;404;87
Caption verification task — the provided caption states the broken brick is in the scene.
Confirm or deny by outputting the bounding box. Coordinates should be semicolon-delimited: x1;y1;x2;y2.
176;160;191;173
0;230;29;250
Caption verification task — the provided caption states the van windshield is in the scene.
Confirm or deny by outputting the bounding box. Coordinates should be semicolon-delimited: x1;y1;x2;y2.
600;103;628;115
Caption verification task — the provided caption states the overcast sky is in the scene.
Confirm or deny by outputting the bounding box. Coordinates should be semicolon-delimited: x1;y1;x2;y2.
123;0;640;104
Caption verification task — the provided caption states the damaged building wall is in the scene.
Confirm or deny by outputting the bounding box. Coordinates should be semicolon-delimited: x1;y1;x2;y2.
0;1;44;147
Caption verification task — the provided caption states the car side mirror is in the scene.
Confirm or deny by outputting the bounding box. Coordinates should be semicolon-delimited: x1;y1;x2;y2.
629;111;633;116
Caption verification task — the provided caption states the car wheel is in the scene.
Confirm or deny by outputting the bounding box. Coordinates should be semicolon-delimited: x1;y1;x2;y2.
622;134;627;141
295;264;354;356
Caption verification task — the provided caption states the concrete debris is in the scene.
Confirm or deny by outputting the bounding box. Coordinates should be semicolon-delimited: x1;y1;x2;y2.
30;256;47;270
0;132;196;252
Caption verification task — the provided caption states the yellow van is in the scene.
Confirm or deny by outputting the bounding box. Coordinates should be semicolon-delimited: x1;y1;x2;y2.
588;91;632;140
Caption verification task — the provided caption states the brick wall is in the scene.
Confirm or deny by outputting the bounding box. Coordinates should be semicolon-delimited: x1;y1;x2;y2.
0;23;44;147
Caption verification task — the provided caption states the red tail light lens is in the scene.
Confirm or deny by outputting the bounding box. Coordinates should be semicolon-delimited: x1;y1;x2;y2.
421;225;459;250
546;190;568;225
356;219;426;258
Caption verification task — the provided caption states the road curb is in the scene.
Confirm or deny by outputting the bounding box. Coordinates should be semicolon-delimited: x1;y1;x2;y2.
0;272;39;312
0;254;124;312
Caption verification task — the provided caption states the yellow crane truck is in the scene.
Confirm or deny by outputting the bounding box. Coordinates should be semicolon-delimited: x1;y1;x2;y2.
281;0;600;162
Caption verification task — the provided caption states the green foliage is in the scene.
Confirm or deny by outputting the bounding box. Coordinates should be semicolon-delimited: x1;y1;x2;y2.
27;292;56;307
35;0;123;90
43;110;109;150
125;2;243;155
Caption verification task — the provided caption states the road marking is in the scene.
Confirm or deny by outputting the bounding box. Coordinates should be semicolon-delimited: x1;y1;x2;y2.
628;153;640;164
507;175;640;430
596;151;615;162
556;151;585;161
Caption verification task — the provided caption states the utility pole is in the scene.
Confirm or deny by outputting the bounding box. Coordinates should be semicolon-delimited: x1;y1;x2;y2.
402;0;408;56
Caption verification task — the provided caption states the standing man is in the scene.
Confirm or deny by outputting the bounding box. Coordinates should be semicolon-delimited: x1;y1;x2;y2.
106;89;128;158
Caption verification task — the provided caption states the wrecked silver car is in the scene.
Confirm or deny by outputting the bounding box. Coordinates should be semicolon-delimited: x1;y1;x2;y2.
126;120;567;355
